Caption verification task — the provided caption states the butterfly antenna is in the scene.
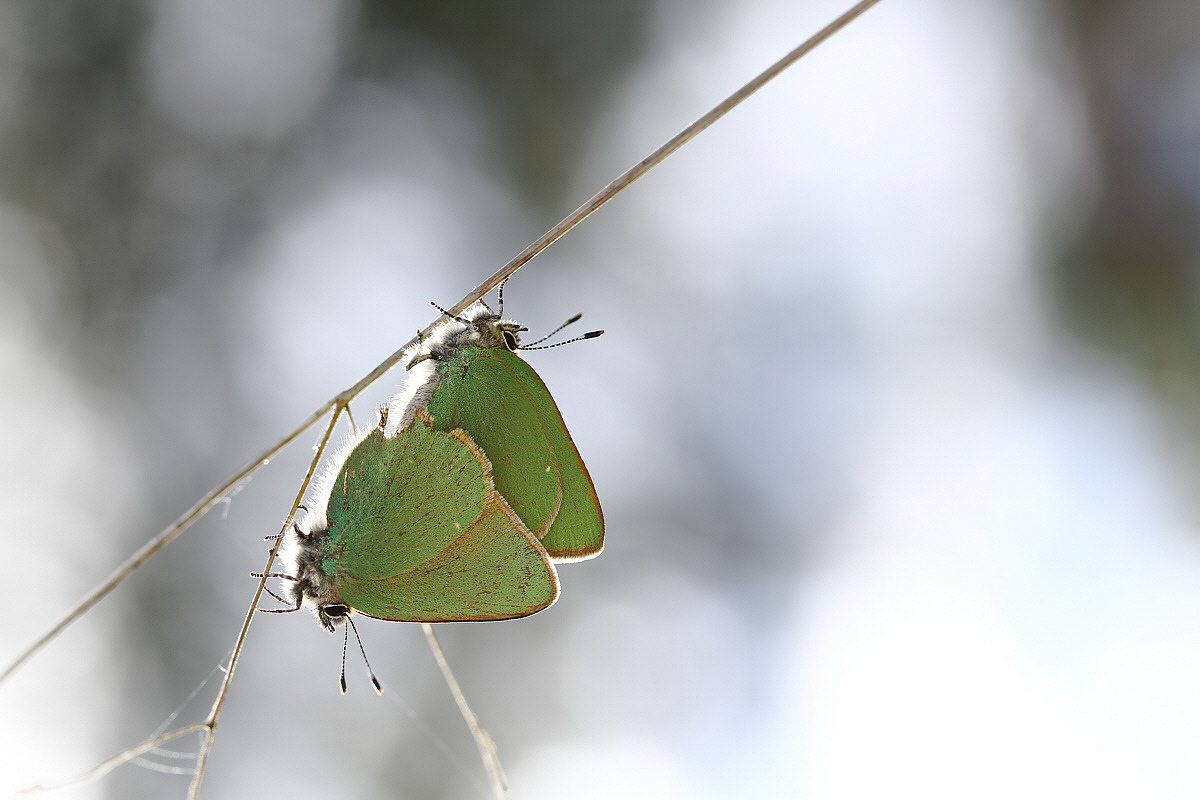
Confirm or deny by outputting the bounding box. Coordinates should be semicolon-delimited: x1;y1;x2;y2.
496;278;508;316
520;328;604;351
347;617;384;695
339;625;349;694
520;313;582;347
429;300;472;326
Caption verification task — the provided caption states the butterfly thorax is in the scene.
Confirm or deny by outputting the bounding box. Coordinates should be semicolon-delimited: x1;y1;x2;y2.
285;523;350;632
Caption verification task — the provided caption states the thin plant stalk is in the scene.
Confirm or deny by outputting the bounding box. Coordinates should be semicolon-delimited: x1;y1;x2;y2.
3;2;884;796
423;624;508;800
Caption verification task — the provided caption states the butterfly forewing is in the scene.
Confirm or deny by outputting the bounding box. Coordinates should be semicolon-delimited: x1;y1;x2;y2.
424;345;604;561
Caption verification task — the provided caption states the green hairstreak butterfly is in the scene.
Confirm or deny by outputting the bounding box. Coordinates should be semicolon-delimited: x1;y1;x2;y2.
390;293;604;562
280;407;559;631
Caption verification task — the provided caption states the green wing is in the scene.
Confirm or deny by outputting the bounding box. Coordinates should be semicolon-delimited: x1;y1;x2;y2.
425;348;604;561
324;416;558;621
325;425;490;580
339;498;559;621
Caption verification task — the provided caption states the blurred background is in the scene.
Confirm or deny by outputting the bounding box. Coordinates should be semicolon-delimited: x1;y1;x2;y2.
3;0;1200;797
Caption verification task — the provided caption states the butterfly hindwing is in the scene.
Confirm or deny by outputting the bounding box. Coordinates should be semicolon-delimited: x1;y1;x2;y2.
322;413;558;621
339;497;560;622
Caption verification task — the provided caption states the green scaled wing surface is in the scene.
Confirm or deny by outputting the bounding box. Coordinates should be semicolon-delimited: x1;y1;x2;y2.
424;345;604;562
322;412;559;621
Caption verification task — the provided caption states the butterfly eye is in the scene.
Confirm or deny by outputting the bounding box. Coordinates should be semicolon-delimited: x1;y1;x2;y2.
501;330;519;351
322;603;350;619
